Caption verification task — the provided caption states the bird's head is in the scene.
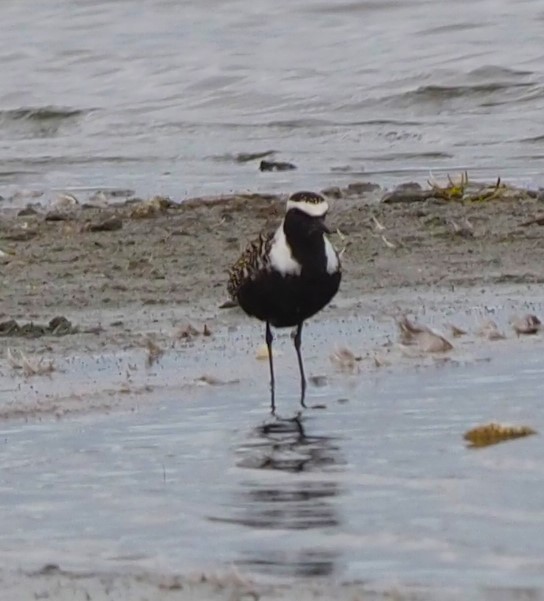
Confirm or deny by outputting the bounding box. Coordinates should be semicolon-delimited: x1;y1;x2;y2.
285;191;330;235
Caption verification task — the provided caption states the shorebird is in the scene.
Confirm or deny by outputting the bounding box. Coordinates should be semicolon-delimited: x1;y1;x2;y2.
227;191;341;413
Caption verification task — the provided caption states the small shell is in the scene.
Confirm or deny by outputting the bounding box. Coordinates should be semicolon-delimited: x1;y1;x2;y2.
397;317;453;353
477;319;505;341
511;314;541;336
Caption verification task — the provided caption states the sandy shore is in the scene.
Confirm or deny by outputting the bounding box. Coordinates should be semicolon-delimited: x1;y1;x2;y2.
2;179;544;344
1;179;544;414
2;179;544;598
0;563;500;601
1;176;544;408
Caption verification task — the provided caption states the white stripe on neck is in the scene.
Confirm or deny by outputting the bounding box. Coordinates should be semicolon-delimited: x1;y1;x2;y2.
268;223;302;276
286;199;329;217
324;236;340;274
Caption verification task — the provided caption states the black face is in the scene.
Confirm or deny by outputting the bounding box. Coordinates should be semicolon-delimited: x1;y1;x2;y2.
284;207;329;238
283;207;330;275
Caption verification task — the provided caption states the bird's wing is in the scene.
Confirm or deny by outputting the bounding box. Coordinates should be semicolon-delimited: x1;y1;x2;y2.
227;232;273;300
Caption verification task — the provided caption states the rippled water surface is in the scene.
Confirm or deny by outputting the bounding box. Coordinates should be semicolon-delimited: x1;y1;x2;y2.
1;341;544;592
1;0;544;202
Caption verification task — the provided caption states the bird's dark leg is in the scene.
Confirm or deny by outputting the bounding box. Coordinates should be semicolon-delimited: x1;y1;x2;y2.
265;321;276;414
293;322;307;408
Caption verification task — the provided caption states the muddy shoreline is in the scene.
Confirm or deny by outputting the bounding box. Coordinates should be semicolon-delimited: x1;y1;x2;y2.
0;180;543;364
2;179;544;336
2;179;544;599
1;177;544;418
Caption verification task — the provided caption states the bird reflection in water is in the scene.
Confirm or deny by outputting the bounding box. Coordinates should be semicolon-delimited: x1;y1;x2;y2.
210;414;346;579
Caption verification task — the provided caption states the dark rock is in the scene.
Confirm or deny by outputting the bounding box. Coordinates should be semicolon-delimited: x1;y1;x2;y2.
321;186;342;199
330;165;353;173
382;185;432;204
19;322;48;337
0;320;20;336
49;316;77;335
322;182;381;199
346;182;380;195
84;216;123;232
18;206;39;217
219;299;238;309
45;211;74;222
259;160;297;172
394;182;422;192
2;229;38;241
0;316;79;337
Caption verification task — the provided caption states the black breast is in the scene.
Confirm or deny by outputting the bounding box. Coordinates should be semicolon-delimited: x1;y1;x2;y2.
236;209;341;328
237;268;341;328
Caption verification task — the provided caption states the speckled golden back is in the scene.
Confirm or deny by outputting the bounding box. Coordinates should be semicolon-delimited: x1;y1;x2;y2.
227;232;273;300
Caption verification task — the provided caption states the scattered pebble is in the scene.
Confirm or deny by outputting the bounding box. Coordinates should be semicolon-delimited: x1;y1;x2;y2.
345;182;381;195
2;228;37;241
177;324;200;340
129;196;173;219
83;216;123;232
0;316;77;338
382;184;430;204
17;206;39;217
143;336;165;366
309;375;328;387
45;211;75;222
373;354;390;367
320;182;381;200
449;218;474;238
195;375;240;386
330;346;361;372
321;186;342;199
519;215;544;227
450;324;467;337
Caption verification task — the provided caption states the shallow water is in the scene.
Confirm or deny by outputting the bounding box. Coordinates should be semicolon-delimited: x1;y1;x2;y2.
1;0;544;204
1;337;544;592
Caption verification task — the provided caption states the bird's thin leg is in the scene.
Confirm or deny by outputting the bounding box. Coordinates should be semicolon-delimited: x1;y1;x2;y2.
293;322;307;408
265;321;276;414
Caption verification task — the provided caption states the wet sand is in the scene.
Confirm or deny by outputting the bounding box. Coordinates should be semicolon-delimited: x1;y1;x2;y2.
1;180;544;417
2;181;544;598
2;181;544;349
